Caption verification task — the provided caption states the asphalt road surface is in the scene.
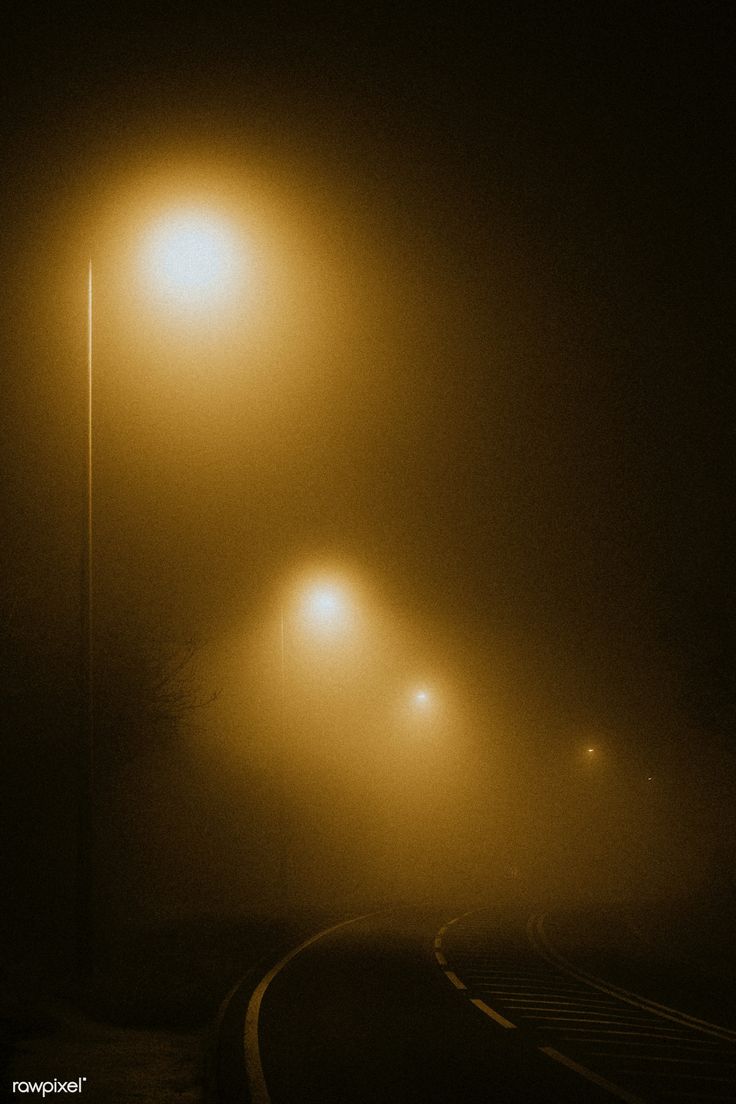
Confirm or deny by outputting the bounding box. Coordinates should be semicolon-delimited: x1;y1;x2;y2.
216;903;736;1103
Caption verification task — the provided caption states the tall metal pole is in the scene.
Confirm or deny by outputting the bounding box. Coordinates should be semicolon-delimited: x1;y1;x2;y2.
278;603;289;914
280;604;286;750
76;260;94;975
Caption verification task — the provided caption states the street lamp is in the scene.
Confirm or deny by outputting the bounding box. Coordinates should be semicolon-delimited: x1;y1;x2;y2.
140;206;242;310
275;575;354;911
77;207;241;973
278;574;355;758
299;580;352;637
406;685;437;724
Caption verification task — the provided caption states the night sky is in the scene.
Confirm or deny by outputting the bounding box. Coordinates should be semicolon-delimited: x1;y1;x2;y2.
1;6;734;932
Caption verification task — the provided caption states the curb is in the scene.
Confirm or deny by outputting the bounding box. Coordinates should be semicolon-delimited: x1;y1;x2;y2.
205;963;262;1104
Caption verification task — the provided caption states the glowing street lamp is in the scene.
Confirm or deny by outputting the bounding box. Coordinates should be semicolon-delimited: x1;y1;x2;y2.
140;206;242;309
413;688;431;709
300;580;352;636
307;586;341;620
275;573;355;910
279;574;356;732
77;205;241;972
403;684;438;735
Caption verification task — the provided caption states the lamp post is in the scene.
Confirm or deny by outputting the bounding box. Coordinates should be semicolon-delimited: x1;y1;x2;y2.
76;262;94;976
75;206;241;975
275;577;352;912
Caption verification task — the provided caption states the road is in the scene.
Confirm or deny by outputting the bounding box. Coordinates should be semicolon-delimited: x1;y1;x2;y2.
214;902;736;1103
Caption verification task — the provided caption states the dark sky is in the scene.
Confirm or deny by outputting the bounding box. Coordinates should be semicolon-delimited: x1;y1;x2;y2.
1;4;733;780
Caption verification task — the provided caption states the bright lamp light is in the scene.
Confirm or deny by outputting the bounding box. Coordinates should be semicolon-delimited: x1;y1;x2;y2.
142;206;240;306
304;585;345;629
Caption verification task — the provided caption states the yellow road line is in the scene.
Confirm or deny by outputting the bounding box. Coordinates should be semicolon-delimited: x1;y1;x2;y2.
470;999;516;1029
244;912;377;1104
540;1045;646;1103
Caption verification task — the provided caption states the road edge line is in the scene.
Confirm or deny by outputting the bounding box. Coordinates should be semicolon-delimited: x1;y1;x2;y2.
530;913;736;1043
244;912;379;1104
539;1045;646;1104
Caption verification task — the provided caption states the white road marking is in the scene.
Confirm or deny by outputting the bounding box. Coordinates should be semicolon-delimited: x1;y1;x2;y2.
243;912;377;1104
435;913;517;1032
530;914;736;1044
540;1045;646;1103
435;908;736;1103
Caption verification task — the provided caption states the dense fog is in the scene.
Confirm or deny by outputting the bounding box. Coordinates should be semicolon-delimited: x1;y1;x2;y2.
1;10;732;973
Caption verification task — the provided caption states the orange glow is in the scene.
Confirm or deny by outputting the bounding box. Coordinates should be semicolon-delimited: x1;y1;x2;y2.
300;581;351;635
388;679;450;738
281;559;375;651
82;148;375;380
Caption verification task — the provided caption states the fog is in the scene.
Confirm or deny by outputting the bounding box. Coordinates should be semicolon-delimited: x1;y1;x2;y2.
1;11;733;971
89;561;718;927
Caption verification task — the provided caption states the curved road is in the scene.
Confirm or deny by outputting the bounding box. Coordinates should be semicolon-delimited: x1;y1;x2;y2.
214;903;736;1102
222;907;647;1103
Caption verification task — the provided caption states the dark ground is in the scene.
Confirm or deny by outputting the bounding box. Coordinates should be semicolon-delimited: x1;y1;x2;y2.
4;886;736;1101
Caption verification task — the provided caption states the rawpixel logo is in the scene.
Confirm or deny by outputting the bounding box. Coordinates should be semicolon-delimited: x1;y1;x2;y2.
12;1079;87;1096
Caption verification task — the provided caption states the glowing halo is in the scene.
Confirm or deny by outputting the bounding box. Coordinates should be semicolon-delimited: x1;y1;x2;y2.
141;206;241;307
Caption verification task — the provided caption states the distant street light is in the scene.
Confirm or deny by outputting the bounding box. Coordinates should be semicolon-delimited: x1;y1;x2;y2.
300;580;352;636
275;574;355;909
77;206;241;973
395;684;440;743
407;684;437;723
279;573;355;750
